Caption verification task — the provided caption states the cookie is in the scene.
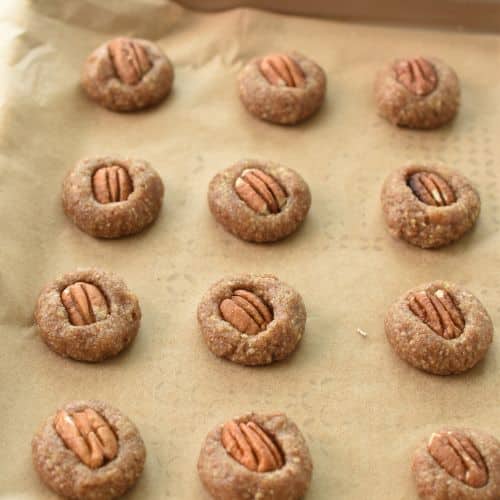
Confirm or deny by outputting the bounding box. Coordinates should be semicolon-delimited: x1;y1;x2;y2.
381;164;480;248
197;274;306;366
32;400;146;500
385;281;493;375
374;57;460;129
412;427;500;499
198;412;312;500
238;52;326;125
34;268;141;362
81;37;174;112
63;156;164;239
208;159;311;243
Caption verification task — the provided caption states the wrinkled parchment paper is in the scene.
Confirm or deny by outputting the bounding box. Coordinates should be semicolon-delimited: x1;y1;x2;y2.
1;1;500;498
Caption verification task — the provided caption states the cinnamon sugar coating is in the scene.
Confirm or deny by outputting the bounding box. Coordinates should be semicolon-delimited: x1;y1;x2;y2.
197;274;306;366
32;400;146;500
208;159;311;243
35;268;141;362
412;427;500;500
238;51;326;125
385;281;493;375
381;164;480;248
63;156;164;239
81;37;174;112
374;57;459;129
198;412;312;500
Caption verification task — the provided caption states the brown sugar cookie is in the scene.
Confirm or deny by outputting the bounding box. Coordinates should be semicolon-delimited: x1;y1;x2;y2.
385;281;493;375
198;412;312;500
374;57;460;129
412;427;500;499
208;159;311;243
63;156;164;239
381;164;480;248
32;400;146;499
238;52;326;125
34;268;141;362
197;274;306;366
82;37;174;112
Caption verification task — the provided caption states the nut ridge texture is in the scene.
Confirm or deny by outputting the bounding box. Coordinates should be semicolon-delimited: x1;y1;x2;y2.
375;56;460;129
198;274;306;366
82;37;174;112
32;400;146;500
381;164;480;248
208;159;311;243
238;51;326;125
198;412;312;500
63;156;164;239
413;427;500;499
385;280;493;375
35;268;141;362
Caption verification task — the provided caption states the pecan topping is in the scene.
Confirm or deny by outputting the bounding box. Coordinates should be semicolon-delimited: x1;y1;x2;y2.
408;289;465;339
235;169;287;215
428;431;488;488
408;172;456;206
222;420;284;472
92;165;133;204
61;282;109;326
108;37;152;85
260;54;305;88
220;289;273;335
54;408;118;469
394;57;437;96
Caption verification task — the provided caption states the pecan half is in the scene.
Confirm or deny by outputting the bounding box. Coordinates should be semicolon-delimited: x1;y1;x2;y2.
235;169;287;215
408;172;456;206
428;431;488;488
61;282;109;326
394;57;437;96
92;165;133;204
408;289;465;339
259;54;305;88
54;408;118;469
108;37;152;85
220;289;273;335
222;420;284;472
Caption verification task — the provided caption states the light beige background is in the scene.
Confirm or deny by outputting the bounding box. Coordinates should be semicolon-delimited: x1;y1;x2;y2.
1;1;499;499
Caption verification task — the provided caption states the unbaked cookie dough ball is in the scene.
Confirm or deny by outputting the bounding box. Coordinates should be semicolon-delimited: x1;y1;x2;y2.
208;159;311;243
385;280;493;375
82;37;174;112
197;274;306;366
35;268;141;362
381;164;480;248
198;412;313;500
374;57;459;129
63;156;164;239
238;52;326;125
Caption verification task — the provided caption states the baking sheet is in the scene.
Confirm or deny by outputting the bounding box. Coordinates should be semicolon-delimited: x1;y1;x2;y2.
177;0;500;32
1;1;500;498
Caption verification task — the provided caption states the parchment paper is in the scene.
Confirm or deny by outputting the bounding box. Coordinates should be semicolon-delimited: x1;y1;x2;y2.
1;1;500;499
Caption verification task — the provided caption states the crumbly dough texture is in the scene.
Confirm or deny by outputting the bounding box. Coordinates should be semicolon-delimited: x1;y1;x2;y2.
81;38;174;112
197;274;306;366
374;58;460;129
32;400;146;500
198;412;313;500
35;268;141;362
63;156;164;239
238;52;326;125
381;164;480;248
385;281;493;375
208;159;311;243
412;427;500;500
